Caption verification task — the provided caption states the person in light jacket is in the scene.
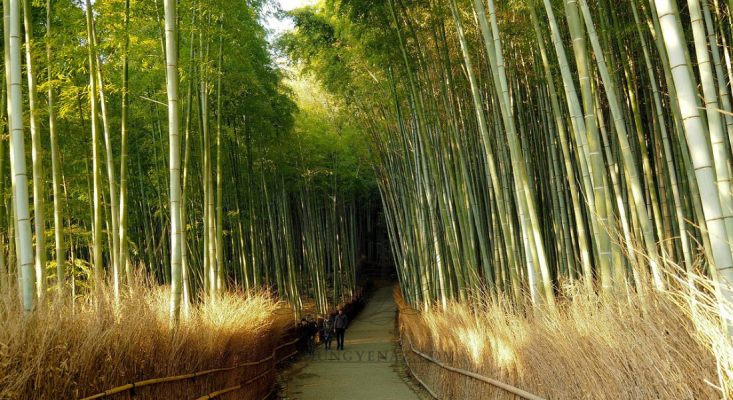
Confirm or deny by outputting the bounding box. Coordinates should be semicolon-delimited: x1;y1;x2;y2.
333;308;348;350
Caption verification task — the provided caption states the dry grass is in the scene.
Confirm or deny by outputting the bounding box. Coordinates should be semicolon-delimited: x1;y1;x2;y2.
398;264;733;399
0;274;292;399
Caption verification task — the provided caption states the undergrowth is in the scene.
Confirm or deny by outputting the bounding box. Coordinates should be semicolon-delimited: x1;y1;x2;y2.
399;263;733;399
0;274;291;399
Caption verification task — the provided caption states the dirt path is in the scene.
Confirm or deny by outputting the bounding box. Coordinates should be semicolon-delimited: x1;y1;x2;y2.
277;285;428;400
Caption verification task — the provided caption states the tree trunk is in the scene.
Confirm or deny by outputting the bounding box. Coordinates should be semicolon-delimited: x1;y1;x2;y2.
84;0;103;287
8;0;35;311
164;0;182;323
47;0;64;297
22;0;46;299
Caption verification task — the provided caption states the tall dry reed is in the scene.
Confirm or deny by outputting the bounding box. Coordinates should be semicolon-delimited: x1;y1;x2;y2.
398;262;733;399
0;274;292;399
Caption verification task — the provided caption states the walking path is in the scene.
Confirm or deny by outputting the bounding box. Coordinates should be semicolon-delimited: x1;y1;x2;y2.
277;285;428;399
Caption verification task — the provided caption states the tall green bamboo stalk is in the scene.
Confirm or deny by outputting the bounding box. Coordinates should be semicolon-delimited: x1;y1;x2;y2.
163;0;183;322
47;0;64;296
22;0;46;299
8;0;35;311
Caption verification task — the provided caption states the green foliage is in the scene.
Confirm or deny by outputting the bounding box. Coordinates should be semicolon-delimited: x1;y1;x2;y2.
275;73;376;198
0;0;381;296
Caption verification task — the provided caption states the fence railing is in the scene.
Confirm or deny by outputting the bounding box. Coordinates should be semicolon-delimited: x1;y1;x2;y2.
192;349;298;400
399;329;547;400
80;292;365;400
399;333;440;400
79;334;301;400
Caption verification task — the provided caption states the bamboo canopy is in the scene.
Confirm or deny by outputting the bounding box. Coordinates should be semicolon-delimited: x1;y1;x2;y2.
281;0;733;313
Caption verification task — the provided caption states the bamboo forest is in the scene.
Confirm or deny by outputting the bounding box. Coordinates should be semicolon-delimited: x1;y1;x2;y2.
2;0;733;398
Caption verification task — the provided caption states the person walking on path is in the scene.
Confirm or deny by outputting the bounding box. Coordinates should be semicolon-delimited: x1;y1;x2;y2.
323;314;334;350
299;318;310;354
300;317;318;356
307;317;318;355
334;308;348;350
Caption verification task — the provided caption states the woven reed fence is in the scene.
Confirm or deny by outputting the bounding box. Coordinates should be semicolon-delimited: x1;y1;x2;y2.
79;331;301;400
399;325;546;400
77;293;367;400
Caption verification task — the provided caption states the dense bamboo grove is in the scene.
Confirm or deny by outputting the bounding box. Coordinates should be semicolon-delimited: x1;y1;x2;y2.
3;0;733;396
282;0;733;312
0;0;381;319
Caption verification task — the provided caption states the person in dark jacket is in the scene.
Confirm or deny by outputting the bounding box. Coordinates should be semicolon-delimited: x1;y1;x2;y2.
309;317;318;355
300;317;318;356
299;318;310;354
334;308;348;350
322;314;334;350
